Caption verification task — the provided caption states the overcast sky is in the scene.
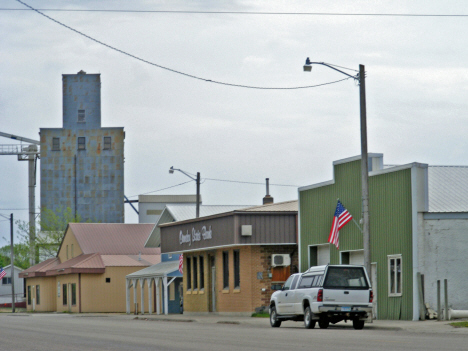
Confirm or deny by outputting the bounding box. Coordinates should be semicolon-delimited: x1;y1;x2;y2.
2;1;468;247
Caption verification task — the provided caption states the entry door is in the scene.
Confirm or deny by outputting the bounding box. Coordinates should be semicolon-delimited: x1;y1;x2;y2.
371;263;377;319
209;256;216;312
68;283;72;312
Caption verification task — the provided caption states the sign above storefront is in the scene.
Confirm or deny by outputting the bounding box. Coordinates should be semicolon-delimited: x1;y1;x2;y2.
179;225;213;246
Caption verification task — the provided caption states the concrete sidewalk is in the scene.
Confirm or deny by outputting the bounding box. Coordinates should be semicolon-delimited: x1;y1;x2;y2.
128;313;468;334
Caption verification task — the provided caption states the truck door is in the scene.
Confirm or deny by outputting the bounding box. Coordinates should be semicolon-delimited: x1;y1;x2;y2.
276;275;295;314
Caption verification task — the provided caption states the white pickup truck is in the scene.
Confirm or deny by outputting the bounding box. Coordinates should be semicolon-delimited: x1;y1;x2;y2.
269;265;373;330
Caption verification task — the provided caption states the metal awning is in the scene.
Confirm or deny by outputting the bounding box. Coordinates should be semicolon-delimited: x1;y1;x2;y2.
126;260;181;279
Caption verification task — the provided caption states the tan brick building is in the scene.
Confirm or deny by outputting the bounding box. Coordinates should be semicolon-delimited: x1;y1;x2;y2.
159;201;298;315
19;223;160;313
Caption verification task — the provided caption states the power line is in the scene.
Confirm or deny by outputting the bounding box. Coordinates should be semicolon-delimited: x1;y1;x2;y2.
128;180;194;198
15;0;353;90
203;177;298;187
4;8;468;17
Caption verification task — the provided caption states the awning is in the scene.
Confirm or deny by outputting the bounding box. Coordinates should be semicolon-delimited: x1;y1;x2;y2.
126;260;181;279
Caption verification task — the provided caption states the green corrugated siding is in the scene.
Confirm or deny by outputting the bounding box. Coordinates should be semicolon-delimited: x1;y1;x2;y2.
299;160;414;320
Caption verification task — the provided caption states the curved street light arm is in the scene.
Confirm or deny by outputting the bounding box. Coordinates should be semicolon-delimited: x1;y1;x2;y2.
305;60;359;80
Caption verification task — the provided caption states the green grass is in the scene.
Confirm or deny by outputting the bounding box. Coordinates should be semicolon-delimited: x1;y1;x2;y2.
450;321;468;328
251;312;269;318
0;307;26;313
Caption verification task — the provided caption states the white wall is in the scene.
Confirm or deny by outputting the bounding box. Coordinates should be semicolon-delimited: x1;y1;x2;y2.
420;218;468;310
0;266;24;304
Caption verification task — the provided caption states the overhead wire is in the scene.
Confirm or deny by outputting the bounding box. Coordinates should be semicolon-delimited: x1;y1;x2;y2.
15;0;353;90
4;8;468;17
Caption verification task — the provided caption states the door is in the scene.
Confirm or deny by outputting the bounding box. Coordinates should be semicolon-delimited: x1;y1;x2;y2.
209;256;216;312
276;275;295;314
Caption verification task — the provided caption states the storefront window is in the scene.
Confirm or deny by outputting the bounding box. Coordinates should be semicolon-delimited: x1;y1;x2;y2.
71;283;77;306
193;257;198;290
36;285;40;305
223;251;229;289
186;257;192;290
199;256;204;290
234;250;240;289
63;284;68;305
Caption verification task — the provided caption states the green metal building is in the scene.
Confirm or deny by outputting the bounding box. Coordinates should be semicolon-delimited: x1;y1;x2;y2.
299;154;428;320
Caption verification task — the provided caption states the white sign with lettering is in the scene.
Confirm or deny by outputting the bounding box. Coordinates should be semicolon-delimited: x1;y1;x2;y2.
179;226;213;246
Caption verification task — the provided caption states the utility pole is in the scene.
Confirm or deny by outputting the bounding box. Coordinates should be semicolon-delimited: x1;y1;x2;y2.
196;172;200;218
10;213;15;313
359;64;371;276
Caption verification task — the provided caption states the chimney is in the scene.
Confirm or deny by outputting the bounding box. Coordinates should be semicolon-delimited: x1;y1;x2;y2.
263;178;274;205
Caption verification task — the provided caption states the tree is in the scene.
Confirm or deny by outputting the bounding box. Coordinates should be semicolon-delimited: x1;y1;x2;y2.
0;243;30;270
16;207;91;268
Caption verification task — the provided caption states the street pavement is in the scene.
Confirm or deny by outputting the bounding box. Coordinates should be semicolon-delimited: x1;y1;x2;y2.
1;312;468;351
129;312;468;334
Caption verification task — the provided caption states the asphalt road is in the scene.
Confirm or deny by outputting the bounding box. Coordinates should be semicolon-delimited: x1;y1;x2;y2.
1;313;467;351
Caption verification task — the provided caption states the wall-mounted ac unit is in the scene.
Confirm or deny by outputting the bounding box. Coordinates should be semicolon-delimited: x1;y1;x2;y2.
272;254;291;267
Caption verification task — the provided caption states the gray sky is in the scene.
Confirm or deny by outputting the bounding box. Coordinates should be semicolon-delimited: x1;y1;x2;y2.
2;1;468;247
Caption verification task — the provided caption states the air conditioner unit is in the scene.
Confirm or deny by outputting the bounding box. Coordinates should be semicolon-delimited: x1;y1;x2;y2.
271;254;291;267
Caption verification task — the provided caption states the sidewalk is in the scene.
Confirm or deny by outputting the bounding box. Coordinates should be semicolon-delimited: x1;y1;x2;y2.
128;312;468;334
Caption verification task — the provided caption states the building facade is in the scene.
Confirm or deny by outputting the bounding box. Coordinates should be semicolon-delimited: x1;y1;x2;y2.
0;265;24;306
299;154;468;321
40;71;124;223
160;201;298;315
20;223;159;313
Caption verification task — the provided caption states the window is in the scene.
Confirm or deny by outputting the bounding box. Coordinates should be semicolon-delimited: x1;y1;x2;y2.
66;245;69;259
193;256;198;290
103;136;111;150
78;137;86;150
71;244;74;258
2;277;11;285
36;285;40;305
290;275;300;290
199;256;204;290
186;257;192;290
27;286;31;305
63;284;68;305
52;137;60;151
233;250;240;289
106;278;111;283
298;276;315;289
388;255;402;296
282;275;294;291
71;283;77;306
78;109;85;122
222;251;229;289
323;267;369;289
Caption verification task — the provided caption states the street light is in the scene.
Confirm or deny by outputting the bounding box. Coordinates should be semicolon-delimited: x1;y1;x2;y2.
303;58;371;275
169;167;201;218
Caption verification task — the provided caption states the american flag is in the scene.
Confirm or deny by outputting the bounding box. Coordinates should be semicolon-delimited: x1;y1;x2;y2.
178;254;183;274
328;200;353;249
0;267;6;279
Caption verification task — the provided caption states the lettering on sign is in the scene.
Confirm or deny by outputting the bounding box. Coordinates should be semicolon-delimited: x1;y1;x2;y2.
179;225;213;246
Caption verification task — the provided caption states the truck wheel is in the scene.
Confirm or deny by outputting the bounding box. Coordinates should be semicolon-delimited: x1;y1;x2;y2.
270;306;282;328
353;319;365;330
318;318;329;329
304;307;316;329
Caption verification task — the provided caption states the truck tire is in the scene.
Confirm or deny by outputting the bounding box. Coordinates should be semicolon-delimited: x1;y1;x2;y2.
270;306;282;328
318;318;329;329
353;319;365;330
304;307;316;329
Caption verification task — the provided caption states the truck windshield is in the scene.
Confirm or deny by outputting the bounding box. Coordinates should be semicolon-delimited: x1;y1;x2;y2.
323;267;369;289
